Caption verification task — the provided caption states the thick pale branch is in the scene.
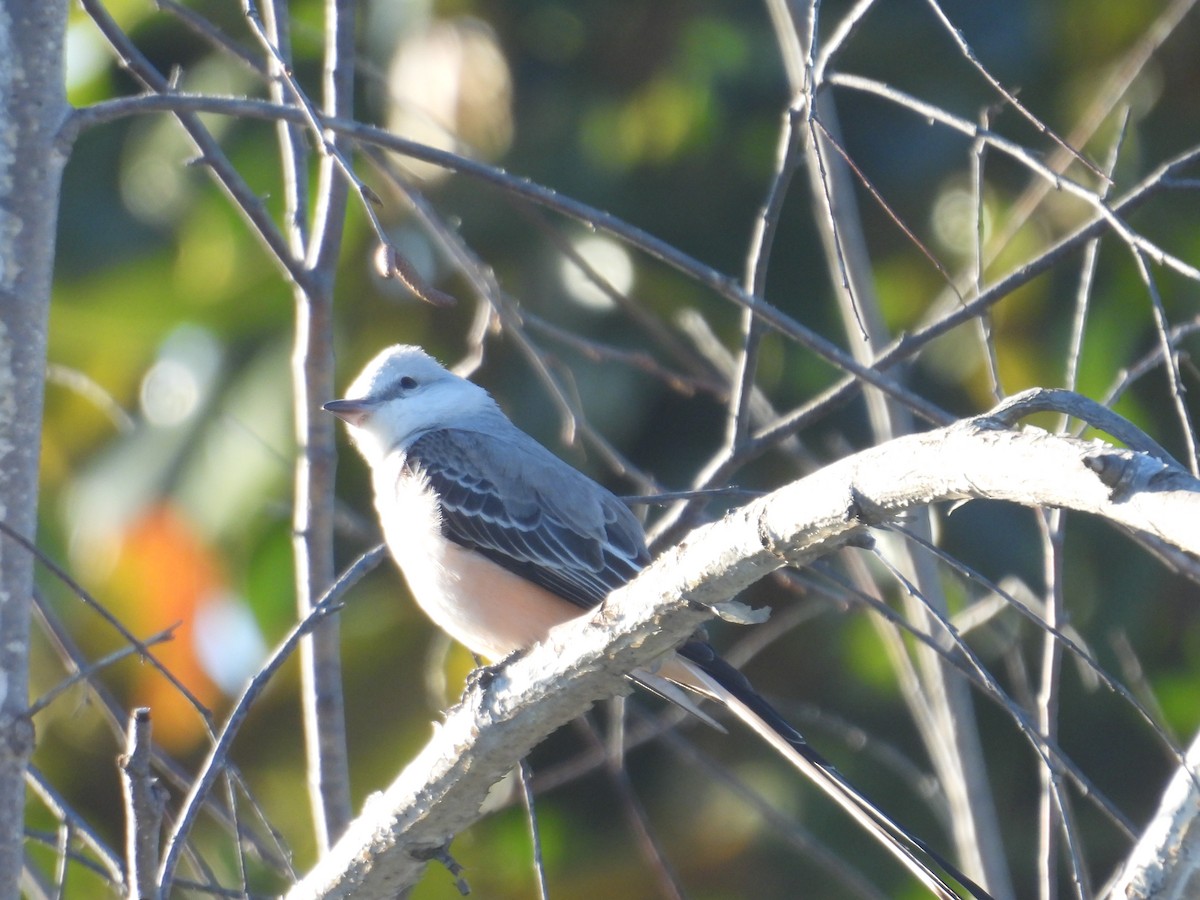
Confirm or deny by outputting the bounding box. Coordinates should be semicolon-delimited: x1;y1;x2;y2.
290;417;1200;899
1111;732;1200;898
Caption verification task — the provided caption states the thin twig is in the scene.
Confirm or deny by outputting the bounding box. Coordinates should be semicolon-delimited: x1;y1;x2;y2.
741;141;1200;461
28;625;178;717
26;768;123;887
157;545;385;896
981;0;1199;271
0;522;215;729
1129;248;1200;475
812;0;883;84
30;592;292;879
729;101;805;447
873;550;1087;891
44;364;135;433
1091;318;1200;420
577;721;689;900
156;0;266;77
66;92;955;428
517;760;549;900
827;73;1200;285
76;0;317;296
812;115;961;297
22;829;113;887
971;107;1003;401
1108;631;1176;743
810;561;1137;841
921;0;1102;181
890;523;1192;811
511;199;713;381
1035;512;1065;900
524;315;721;400
1060;110;1129;414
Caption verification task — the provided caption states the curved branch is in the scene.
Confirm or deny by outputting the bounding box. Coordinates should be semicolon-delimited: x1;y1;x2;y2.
289;413;1200;899
1111;731;1200;898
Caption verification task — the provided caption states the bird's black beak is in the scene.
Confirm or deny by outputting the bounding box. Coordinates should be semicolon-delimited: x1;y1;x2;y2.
323;398;376;426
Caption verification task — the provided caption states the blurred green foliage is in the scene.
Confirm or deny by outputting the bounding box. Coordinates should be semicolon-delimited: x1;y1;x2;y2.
36;0;1200;896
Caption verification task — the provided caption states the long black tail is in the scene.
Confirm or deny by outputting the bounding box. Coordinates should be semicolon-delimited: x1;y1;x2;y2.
677;641;995;900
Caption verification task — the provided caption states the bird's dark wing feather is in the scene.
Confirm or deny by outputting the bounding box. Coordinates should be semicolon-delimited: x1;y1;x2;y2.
405;427;649;611
402;428;990;900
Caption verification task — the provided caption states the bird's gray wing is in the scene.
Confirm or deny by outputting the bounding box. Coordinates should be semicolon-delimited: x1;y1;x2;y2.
405;427;649;611
403;431;987;900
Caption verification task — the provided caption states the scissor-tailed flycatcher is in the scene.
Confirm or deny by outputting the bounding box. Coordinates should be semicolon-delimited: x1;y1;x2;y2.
325;344;988;900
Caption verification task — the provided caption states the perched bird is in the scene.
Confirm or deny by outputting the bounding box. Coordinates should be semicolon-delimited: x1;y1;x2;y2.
325;344;988;899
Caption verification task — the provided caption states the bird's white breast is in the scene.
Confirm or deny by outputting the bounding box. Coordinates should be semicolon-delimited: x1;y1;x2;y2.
373;452;583;661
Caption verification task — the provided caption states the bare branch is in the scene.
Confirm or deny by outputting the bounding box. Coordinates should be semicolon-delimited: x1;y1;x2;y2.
157;545;385;896
289;415;1200;898
120;709;167;899
1110;732;1200;898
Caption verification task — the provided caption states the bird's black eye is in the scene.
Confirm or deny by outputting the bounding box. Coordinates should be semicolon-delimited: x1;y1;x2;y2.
399;375;418;391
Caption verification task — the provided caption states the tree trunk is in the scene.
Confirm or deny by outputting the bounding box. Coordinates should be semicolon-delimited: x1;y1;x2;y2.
0;2;69;892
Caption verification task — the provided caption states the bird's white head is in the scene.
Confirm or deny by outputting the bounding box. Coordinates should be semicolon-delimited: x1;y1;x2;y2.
324;345;498;465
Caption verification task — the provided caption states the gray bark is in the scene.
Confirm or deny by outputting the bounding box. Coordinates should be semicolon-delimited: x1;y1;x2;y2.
289;419;1200;899
0;1;69;893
